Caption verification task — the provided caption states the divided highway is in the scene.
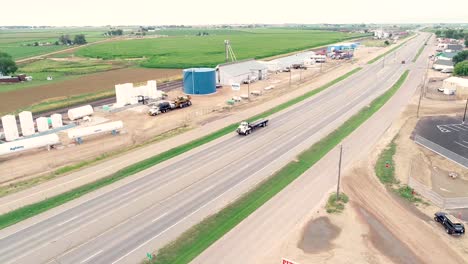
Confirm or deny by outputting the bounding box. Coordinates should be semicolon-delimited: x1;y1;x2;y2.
0;33;428;264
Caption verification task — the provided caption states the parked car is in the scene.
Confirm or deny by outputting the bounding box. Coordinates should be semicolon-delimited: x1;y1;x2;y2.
401;60;406;64
437;87;445;92
434;212;465;235
283;67;291;72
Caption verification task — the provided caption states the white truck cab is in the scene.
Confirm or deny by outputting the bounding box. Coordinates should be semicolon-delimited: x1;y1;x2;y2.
237;121;251;135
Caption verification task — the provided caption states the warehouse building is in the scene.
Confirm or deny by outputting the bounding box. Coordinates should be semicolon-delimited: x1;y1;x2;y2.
433;59;454;72
327;42;359;52
216;59;268;85
436;52;458;61
442;77;468;99
259;51;317;72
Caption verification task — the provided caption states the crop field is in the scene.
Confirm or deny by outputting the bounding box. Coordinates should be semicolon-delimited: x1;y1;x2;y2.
0;59;126;93
77;29;368;68
0;28;108;59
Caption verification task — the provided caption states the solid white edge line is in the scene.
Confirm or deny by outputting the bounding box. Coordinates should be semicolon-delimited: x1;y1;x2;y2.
80;250;103;263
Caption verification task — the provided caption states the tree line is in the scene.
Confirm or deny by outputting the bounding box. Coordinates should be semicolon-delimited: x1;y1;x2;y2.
58;34;87;45
435;29;468;46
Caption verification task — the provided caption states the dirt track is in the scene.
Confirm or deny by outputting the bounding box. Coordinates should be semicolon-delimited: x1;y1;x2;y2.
0;68;181;113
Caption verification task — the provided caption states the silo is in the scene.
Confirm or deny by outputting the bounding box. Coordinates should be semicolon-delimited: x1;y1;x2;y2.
183;68;216;95
51;114;63;128
36;117;49;132
19;111;35;136
1;115;19;141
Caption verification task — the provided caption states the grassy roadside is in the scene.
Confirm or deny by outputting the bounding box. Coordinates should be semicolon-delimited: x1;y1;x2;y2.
0;126;192;198
374;137;422;203
149;70;410;264
367;34;416;65
0;67;362;230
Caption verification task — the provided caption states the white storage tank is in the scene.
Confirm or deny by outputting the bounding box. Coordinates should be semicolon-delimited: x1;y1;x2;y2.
68;121;123;140
50;114;63;128
19;111;35;136
1;115;19;141
36;117;49;132
0;133;59;156
68;105;94;121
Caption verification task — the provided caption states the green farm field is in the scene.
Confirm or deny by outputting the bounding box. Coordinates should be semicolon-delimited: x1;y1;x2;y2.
77;29;369;68
0;28;109;59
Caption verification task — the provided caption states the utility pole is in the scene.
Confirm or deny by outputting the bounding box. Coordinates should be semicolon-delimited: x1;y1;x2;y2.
299;68;302;83
247;74;250;100
336;144;343;200
463;99;468;124
289;70;292;88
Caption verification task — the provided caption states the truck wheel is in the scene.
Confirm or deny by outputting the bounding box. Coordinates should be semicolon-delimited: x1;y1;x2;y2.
446;228;451;234
188;101;192;106
434;217;438;222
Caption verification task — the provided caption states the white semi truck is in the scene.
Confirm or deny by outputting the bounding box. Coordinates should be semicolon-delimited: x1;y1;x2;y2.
236;119;269;135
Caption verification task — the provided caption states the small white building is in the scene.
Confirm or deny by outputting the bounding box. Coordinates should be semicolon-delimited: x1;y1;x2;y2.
216;59;268;85
433;59;454;72
443;77;468;99
115;80;162;107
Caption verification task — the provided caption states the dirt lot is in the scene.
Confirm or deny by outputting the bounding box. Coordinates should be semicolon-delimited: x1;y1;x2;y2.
0;68;181;113
262;73;468;264
0;44;387;185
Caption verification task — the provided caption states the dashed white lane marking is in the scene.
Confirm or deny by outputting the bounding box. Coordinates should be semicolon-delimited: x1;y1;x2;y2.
80;250;103;263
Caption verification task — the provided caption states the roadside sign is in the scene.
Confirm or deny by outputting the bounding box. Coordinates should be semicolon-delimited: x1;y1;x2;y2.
231;83;241;91
282;258;298;264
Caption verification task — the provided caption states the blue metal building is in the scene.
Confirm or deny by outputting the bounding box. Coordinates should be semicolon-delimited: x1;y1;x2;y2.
183;68;216;95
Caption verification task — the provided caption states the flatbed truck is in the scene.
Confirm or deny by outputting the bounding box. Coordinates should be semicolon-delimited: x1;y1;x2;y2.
236;119;269;135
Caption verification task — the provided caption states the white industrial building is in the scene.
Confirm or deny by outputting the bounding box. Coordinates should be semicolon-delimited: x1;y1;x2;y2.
433;59;454;72
115;80;162;107
216;59;268;85
443;77;468;99
258;51;323;73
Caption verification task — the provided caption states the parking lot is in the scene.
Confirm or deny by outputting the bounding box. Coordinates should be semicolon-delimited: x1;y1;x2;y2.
413;116;468;168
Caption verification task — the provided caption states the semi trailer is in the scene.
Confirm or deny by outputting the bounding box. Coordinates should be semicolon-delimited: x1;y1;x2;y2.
236;119;269;135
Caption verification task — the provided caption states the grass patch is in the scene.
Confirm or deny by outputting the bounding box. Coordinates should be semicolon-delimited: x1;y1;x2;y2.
149;70;410;264
326;192;349;214
412;35;430;63
77;29;369;68
0;67;363;231
0;126;192;198
374;135;422;203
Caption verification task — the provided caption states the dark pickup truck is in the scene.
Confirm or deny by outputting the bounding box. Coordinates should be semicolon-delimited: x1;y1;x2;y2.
434;212;465;235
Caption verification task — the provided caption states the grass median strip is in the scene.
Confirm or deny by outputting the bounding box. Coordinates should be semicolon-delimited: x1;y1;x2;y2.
149;70;410;264
367;34;416;65
0;67;362;230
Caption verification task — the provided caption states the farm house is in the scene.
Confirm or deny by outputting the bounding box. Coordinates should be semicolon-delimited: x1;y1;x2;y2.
216;59;268;85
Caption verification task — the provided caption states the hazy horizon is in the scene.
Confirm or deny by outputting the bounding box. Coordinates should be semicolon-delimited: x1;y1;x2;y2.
1;0;467;27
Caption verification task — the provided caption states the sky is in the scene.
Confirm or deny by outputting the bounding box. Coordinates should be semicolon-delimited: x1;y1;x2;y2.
1;0;468;26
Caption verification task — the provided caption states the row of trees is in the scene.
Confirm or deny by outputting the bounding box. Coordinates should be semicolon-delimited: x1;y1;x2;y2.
106;29;123;36
453;50;468;76
58;34;87;45
0;52;18;75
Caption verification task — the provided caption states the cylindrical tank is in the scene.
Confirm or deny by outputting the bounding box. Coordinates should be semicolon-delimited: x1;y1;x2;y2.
51;114;63;128
67;121;123;139
19;111;35;136
183;68;216;95
36;117;49;132
1;115;19;141
68;105;94;121
0;133;59;156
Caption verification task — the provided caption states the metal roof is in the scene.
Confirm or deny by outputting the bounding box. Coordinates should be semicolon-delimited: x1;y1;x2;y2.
434;59;454;66
217;59;267;77
444;77;468;87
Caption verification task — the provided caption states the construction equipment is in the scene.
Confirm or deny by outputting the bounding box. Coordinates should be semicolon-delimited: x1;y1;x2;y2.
173;95;192;108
